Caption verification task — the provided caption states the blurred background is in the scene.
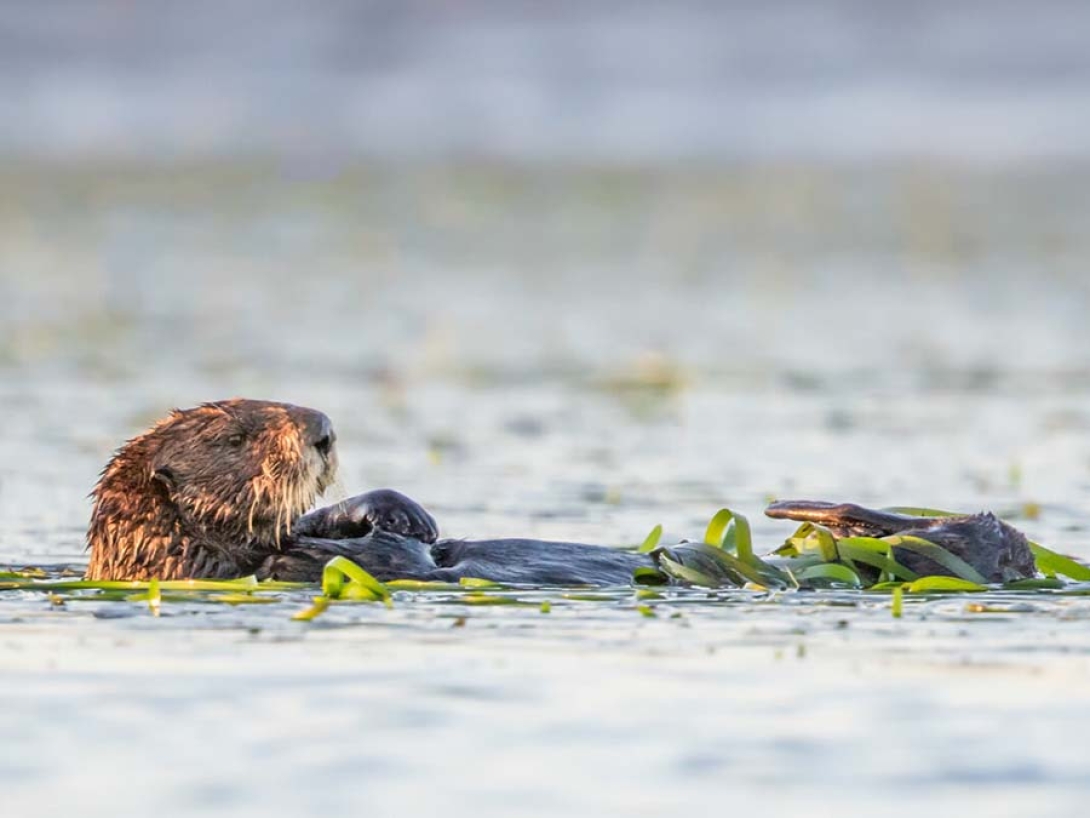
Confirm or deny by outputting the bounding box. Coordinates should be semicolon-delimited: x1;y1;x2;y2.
2;0;1090;558
5;5;1090;818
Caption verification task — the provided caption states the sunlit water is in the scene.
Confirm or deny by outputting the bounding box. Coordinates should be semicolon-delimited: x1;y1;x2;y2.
2;163;1090;816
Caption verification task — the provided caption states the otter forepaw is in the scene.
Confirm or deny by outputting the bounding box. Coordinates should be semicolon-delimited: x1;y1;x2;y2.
293;489;439;543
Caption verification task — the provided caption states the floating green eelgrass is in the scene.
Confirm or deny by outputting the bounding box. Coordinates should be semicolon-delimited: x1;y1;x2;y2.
320;556;391;605
291;596;330;621
6;503;1090;620
704;508;755;563
834;537;918;582
456;594;532;606
1029;541;1090;581
777;522;839;562
637;524;663;554
903;576;986;594
724;507;1090;595
657;553;719;588
1003;577;1065;590
887;509;1090;584
692;507;790;588
884;535;988;584
704;509;734;548
147;577;161;616
205;593;283;605
794;563;863;588
385;579;463;591
771;517;999;587
633;566;669;586
459;577;502;589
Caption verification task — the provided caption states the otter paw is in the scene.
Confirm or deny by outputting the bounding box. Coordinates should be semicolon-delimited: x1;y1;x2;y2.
293;489;439;543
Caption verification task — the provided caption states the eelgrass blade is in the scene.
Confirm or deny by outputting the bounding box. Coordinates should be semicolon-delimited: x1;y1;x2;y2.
320;556;390;603
723;514;755;564
904;576;986;594
657;554;720;588
835;538;919;582
633;566;669;585
1003;577;1065;590
460;577;502;589
148;578;161;617
1029;542;1090;581
206;594;282;604
385;579;463;591
291;596;330;621
794;563;863;588
704;508;756;563
637;524;663;554
883;535;988;585
891;585;904;618
704;509;733;546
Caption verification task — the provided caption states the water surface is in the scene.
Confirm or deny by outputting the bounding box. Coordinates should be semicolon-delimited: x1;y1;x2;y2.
2;162;1089;816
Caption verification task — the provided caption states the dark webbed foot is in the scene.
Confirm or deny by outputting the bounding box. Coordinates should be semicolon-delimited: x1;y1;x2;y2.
293;489;439;543
766;499;1037;583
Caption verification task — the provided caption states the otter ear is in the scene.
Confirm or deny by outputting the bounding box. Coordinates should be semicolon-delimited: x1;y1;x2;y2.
150;463;176;492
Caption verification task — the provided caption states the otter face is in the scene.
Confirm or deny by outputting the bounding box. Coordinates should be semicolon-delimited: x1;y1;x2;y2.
146;399;339;544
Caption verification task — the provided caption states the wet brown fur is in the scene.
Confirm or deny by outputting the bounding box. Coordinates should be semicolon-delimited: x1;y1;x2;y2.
86;399;337;580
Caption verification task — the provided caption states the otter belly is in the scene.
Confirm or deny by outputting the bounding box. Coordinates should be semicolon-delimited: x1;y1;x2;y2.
267;532;653;586
430;538;652;586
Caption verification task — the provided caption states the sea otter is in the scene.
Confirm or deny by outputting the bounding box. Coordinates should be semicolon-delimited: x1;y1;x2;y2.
85;398;647;584
85;399;1037;586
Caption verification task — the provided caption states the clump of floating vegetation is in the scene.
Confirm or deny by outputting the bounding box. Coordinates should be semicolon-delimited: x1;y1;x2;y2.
641;506;1090;594
2;507;1089;622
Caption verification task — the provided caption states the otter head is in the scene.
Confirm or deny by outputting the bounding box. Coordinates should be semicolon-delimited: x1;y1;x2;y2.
86;399;338;580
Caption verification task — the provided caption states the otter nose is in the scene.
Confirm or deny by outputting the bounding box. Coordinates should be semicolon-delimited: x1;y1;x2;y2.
299;410;336;455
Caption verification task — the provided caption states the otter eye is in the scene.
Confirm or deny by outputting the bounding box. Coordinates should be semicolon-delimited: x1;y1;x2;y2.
226;433;245;448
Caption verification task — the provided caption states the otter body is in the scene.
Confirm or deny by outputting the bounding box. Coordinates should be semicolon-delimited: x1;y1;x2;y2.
263;487;650;584
265;532;651;586
86;399;1037;587
86;399;651;586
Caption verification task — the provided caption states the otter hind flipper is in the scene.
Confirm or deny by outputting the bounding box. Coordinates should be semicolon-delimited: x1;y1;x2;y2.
765;500;930;538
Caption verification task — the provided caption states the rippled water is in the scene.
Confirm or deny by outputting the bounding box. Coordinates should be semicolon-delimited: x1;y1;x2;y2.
2;162;1090;816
